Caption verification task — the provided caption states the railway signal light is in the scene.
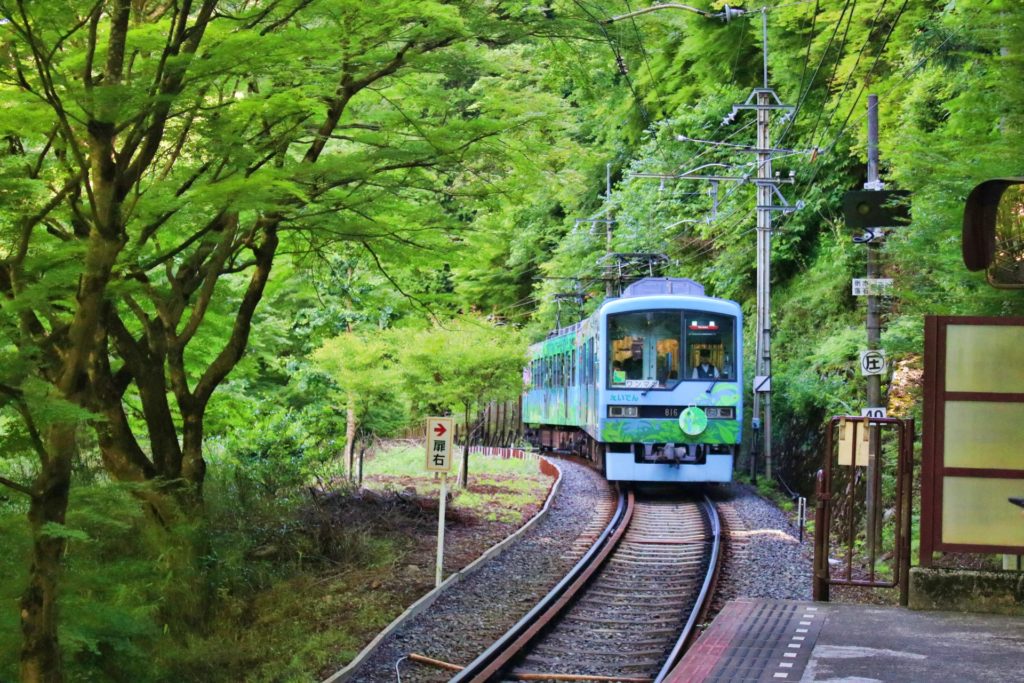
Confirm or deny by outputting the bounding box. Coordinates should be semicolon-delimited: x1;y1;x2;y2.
842;190;911;229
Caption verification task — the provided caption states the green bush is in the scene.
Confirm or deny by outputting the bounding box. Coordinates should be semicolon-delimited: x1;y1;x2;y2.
217;409;327;502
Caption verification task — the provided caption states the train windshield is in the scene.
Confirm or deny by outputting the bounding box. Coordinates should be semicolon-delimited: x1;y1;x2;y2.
608;310;737;389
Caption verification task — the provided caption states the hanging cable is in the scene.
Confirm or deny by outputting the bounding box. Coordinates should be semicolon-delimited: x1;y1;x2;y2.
812;0;891;153
572;0;653;129
803;0;859;149
777;0;821;145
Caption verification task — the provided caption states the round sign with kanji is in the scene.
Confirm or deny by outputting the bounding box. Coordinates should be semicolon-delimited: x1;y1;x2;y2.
860;349;886;377
678;406;708;436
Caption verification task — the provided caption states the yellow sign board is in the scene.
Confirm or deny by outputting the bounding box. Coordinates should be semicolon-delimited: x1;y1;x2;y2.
838;418;870;467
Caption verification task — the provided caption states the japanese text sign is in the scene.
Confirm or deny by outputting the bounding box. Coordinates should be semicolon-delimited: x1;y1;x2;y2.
425;417;454;473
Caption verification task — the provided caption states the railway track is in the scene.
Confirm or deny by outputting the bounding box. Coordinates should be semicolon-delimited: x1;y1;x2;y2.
448;489;722;683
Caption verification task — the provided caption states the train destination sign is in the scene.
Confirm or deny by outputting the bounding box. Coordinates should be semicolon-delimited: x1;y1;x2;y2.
425;417;454;472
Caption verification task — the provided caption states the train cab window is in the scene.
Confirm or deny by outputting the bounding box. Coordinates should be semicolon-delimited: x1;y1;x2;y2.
608;311;682;389
684;313;736;381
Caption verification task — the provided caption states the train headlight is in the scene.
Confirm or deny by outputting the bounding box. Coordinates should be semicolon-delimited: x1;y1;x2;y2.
608;405;638;418
704;407;736;419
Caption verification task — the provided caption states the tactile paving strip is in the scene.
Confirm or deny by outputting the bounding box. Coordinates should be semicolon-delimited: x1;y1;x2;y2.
665;599;828;682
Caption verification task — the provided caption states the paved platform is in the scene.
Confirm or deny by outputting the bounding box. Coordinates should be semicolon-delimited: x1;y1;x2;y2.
667;598;1024;682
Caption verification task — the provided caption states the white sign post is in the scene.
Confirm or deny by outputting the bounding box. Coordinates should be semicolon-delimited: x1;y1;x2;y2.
426;417;453;588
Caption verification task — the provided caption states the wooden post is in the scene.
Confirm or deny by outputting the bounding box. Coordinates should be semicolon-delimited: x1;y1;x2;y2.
484;402;492;446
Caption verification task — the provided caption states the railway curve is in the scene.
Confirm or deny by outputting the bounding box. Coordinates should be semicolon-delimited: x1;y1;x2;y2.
452;491;721;683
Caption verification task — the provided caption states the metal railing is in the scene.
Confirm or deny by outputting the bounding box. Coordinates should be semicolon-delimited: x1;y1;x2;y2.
813;416;914;605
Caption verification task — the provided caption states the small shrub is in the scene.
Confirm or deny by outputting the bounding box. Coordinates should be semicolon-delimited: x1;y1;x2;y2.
218;409;327;502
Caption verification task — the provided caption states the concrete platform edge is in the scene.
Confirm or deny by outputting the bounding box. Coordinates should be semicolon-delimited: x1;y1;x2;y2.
909;565;1024;615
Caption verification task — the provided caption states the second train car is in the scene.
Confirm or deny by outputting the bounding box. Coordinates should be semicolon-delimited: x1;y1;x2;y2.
522;277;743;482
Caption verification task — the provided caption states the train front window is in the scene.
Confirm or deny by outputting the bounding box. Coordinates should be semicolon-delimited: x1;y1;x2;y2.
684;313;736;381
608;311;681;389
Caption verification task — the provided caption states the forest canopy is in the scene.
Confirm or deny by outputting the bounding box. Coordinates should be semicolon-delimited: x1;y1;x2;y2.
1;0;1023;681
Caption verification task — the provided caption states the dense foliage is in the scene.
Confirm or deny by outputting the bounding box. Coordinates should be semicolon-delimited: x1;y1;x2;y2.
1;0;1023;680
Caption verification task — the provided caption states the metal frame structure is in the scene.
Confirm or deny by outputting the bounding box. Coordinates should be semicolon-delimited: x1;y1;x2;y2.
920;315;1024;562
814;416;914;605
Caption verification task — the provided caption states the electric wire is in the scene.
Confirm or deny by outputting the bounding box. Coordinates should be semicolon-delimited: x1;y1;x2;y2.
811;0;891;154
483;0;994;327
803;0;859;150
623;0;660;99
777;0;821;146
813;0;910;158
786;0;914;209
776;0;988;234
572;0;653;129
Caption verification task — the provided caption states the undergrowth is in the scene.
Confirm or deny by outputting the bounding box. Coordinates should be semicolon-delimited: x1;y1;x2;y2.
1;444;550;682
0;464;409;682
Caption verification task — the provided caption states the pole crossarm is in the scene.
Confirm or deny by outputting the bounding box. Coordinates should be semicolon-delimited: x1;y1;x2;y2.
723;88;795;125
755;181;805;214
676;134;812;156
632;172;750;183
631;173;795;185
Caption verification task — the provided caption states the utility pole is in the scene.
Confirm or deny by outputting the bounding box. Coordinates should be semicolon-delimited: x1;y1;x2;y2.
864;93;883;564
605;164;615;298
723;9;799;481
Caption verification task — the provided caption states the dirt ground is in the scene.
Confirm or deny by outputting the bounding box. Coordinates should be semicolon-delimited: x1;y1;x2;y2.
313;469;553;679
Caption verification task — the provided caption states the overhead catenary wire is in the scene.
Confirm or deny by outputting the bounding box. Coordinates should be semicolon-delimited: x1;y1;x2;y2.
486;0;995;330
811;0;892;153
572;0;654;129
773;0;990;234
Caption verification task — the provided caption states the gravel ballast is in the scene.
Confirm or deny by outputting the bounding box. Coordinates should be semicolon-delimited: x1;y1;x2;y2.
341;457;613;683
337;464;812;682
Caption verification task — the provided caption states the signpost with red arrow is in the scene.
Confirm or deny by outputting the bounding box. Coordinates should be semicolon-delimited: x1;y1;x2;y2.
425;417;454;473
425;416;454;586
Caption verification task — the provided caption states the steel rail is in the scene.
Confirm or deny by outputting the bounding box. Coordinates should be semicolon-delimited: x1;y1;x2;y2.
450;489;635;683
654;496;722;682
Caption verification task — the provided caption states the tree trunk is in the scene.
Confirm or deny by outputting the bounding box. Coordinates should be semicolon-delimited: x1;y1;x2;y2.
19;427;74;683
344;394;357;481
181;402;207;497
497;401;506;447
